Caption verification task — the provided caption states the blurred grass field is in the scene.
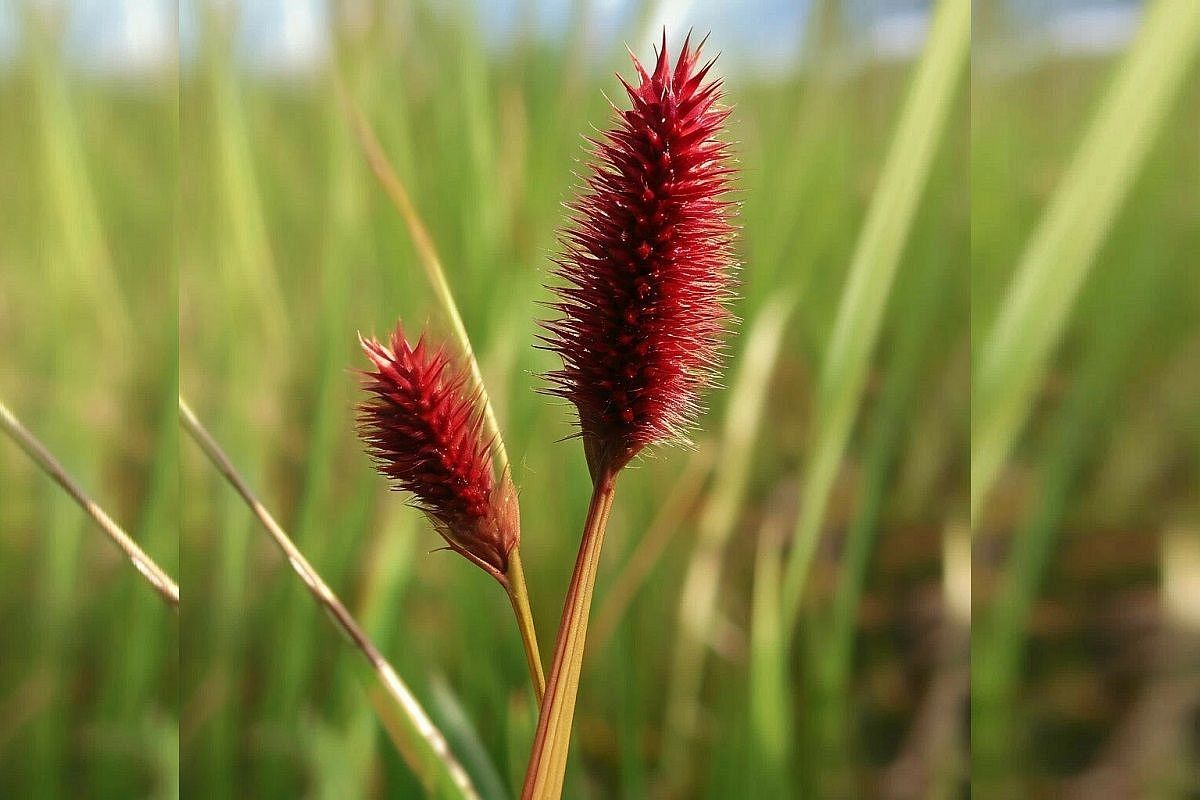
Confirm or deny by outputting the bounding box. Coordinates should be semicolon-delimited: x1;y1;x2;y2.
972;1;1200;795
177;3;968;797
0;0;1196;798
0;9;179;798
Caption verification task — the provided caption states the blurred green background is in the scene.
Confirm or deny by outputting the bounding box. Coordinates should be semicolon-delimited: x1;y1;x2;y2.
0;6;179;798
0;0;1196;798
972;1;1200;796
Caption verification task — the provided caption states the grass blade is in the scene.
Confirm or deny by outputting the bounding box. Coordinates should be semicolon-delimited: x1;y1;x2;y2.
972;210;1181;791
339;82;509;474
340;80;545;702
971;0;1200;519
747;511;793;798
204;9;285;345
825;228;960;693
781;0;969;624
26;8;130;347
0;400;179;608
429;676;512;800
178;397;479;800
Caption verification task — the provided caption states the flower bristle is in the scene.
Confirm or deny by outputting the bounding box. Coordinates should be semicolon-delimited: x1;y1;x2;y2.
358;325;518;581
541;30;738;478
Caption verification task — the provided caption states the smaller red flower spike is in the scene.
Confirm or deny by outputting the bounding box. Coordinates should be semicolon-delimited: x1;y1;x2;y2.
541;31;738;480
358;324;519;583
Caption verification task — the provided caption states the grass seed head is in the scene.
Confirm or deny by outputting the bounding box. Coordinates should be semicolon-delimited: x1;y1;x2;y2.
358;324;519;582
541;31;738;479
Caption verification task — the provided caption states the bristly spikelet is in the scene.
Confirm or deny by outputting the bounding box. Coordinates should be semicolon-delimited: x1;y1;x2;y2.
358;324;519;583
541;31;738;479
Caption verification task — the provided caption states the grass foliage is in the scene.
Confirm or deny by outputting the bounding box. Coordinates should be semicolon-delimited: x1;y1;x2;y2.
0;0;1196;797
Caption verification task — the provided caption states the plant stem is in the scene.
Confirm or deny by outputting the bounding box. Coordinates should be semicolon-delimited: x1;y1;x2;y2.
338;80;508;474
340;78;549;714
522;470;618;800
0;399;179;608
506;548;546;704
179;397;479;800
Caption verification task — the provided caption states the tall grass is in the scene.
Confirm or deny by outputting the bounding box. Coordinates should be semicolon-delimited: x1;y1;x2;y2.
972;1;1200;793
176;3;966;792
971;0;1200;519
2;0;1194;797
180;399;479;800
781;0;969;624
0;9;179;799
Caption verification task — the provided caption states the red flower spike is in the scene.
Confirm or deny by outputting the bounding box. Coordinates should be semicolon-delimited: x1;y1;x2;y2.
358;325;519;583
541;31;738;480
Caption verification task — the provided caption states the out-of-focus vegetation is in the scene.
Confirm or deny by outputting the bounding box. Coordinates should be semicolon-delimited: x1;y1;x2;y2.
0;10;179;800
972;0;1200;796
1;0;1195;797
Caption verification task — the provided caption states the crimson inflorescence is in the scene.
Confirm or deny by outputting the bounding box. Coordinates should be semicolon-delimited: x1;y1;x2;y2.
358;325;519;582
541;31;738;479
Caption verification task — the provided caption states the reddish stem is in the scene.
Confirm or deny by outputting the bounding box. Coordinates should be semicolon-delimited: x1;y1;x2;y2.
521;469;618;799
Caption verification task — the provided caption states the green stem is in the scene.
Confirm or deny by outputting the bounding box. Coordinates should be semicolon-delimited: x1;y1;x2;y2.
506;548;547;704
522;470;618;799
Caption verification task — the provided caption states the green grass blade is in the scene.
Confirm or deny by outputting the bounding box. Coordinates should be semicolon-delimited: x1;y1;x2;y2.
254;75;362;799
205;12;285;346
180;399;480;800
780;0;969;625
972;203;1183;791
429;677;511;800
824;229;959;691
324;509;419;798
26;10;130;347
747;513;793;798
971;0;1200;519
